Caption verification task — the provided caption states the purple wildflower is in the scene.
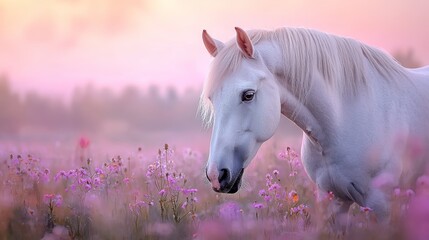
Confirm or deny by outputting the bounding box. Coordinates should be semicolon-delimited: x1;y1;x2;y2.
253;202;264;209
159;189;166;196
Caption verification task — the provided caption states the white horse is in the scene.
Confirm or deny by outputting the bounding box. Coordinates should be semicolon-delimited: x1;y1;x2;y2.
200;26;429;221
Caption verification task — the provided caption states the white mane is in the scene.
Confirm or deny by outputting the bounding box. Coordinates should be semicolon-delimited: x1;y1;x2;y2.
200;27;409;125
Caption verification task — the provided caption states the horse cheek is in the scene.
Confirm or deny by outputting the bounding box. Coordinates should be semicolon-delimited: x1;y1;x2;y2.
256;97;281;142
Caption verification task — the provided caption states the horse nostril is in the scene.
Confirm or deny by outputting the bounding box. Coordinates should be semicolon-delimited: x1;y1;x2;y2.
218;168;230;188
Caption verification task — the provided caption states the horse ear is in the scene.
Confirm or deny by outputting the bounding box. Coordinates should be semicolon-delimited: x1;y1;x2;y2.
235;27;254;58
202;30;224;57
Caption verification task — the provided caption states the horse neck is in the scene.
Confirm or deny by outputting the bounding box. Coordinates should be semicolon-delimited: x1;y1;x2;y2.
278;68;340;150
275;57;409;152
256;40;339;150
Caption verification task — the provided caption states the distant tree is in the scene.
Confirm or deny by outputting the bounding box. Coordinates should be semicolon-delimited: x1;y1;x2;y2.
24;91;69;130
0;75;22;136
70;83;104;131
393;49;422;68
118;84;143;126
147;84;160;100
165;86;178;103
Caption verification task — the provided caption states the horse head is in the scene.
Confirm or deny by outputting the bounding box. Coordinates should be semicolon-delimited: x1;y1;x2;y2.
201;28;281;193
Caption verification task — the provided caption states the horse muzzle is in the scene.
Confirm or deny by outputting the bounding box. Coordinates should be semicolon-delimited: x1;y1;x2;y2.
206;167;244;194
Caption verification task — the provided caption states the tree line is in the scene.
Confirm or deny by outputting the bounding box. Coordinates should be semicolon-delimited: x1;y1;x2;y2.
0;77;202;141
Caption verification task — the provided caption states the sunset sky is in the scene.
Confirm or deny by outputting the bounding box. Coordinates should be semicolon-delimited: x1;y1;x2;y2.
1;0;428;100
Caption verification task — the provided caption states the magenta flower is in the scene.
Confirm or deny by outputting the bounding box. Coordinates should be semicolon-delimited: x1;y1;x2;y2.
43;194;55;204
253;202;264;209
182;188;198;195
277;147;299;161
79;136;90;149
360;206;373;213
159;189;166;196
68;170;77;177
289;170;298;177
129;200;147;213
406;189;415;198
288;190;299;202
264;195;272;202
393;188;401;197
290;204;309;215
268;183;281;191
123;177;130;185
54;171;67;182
277;151;287;160
167;175;177;185
95;167;104;175
53;195;63;207
93;177;101;186
78;168;88;177
43;194;63;207
84;184;92;191
146;164;156;178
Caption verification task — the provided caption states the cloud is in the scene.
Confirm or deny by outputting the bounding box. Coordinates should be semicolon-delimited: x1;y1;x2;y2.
5;0;148;49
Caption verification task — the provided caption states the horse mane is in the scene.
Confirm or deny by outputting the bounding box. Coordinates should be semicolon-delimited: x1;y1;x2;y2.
200;27;409;125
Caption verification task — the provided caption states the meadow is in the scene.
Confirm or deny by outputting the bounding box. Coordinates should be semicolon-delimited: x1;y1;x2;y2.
1;137;428;240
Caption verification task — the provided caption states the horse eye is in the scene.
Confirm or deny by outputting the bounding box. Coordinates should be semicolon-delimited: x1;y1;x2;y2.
241;90;255;102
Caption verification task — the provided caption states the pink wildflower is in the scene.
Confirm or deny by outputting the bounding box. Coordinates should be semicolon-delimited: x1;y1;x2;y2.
253;202;264;209
93;177;101;186
53;195;63;207
328;191;335;200
264;195;272;202
393;188;401;197
159;189;166;196
43;194;55;204
183;188;198;195
95;167;104;175
54;171;67;181
360;206;373;213
291;204;309;215
268;183;281;191
406;189;415;198
84;184;92;191
277;150;287;160
123;177;130;185
289;190;299;203
43;194;62;207
79;136;90;149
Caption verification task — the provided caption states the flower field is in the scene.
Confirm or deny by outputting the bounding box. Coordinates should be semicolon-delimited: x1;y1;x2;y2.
0;138;428;240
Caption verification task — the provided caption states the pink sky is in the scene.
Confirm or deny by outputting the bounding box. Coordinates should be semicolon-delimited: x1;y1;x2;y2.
1;0;428;100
